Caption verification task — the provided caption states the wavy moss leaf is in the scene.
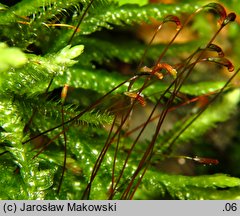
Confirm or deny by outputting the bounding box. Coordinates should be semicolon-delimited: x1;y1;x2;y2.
154;89;240;155
0;0;86;49
75;110;114;126
40;125;143;199
79;3;203;35
77;36;145;66
140;171;240;200
1;62;52;96
0;160;26;199
73;36;203;68
0;0;84;24
174;89;240;145
50;2;204;51
53;66;126;93
36;150;86;199
0;99;57;199
0;45;84;96
51;127;115;199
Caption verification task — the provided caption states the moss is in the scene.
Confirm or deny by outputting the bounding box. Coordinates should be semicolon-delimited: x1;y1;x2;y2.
0;0;239;200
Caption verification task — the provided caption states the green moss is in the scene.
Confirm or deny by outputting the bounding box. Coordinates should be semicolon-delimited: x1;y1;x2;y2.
0;0;239;200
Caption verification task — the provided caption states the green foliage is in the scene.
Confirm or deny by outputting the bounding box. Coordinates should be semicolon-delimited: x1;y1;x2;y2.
0;0;240;200
156;89;240;154
140;171;240;199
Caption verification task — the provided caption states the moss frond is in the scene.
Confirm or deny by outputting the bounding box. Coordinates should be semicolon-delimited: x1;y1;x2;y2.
78;2;203;35
140;171;240;200
160;89;240;152
0;0;239;200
